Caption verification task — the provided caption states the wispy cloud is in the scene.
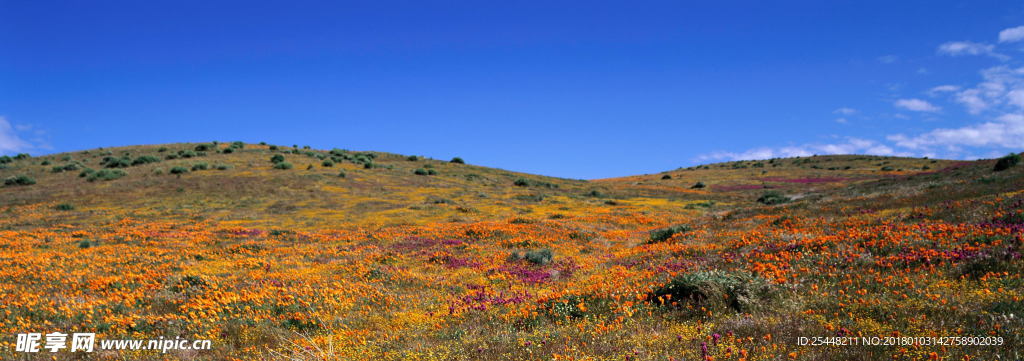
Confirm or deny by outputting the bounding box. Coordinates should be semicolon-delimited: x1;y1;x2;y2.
833;107;857;115
999;25;1024;43
937;41;1008;60
894;98;941;112
887;113;1024;150
0;117;33;155
699;138;905;161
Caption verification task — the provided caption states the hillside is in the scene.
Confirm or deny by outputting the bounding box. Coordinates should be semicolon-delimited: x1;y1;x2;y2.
0;143;1022;360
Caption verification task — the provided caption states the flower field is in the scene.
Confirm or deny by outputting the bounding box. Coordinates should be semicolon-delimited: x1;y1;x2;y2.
0;143;1021;360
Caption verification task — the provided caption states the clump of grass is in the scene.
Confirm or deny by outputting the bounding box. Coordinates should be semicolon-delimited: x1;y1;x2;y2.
4;175;36;186
757;191;790;205
994;153;1020;172
648;224;691;244
648;271;777;312
131;155;161;165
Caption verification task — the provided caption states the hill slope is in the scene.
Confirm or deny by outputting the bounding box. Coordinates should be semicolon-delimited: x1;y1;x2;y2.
0;143;1021;360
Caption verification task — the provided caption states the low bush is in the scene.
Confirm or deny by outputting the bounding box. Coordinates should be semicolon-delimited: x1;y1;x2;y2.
169;166;189;175
450;157;465;164
132;155;161;165
270;154;285;164
191;162;209;171
214;164;231;170
509;249;554;265
414;168;429;175
648;224;691;244
55;203;74;211
661;174;672;180
757;191;791;205
4;175;36;186
648;271;776;312
322;160;334;167
87;169;126;182
274;162;293;170
994;153;1021;172
406;155;419;161
691;181;706;189
337;170;346;178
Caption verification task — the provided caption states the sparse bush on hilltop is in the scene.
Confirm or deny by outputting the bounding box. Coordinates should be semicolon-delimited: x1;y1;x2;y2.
757;191;790;205
661;174;672;180
406;155;419;161
0;155;12;164
450;157;465;164
994;153;1020;171
194;144;213;152
14;153;30;160
4;175;36;186
230;141;244;149
132;155;161;165
87;169;126;182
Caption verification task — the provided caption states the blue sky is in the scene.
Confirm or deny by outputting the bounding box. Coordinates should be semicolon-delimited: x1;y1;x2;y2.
2;0;1023;179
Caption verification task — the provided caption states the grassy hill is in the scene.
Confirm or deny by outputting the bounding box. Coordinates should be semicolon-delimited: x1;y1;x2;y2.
0;143;1021;360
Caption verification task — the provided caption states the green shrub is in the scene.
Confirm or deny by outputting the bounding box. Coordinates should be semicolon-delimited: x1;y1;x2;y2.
79;168;95;178
414;168;429;175
321;160;334;167
406;155;419;161
757;191;790;205
648;271;776;312
230;141;245;149
14;153;30;160
0;155;12;163
428;169;437;175
132;155;161;165
194;144;213;151
274;162;293;170
169;166;189;175
157;147;168;152
4;175;36;186
509;249;554;265
661;174;672;180
221;147;233;154
40;160;51;165
87;169;126;182
191;162;209;171
78;240;92;248
268;145;278;150
270;154;285;164
101;156;132;168
450;157;465;164
363;162;374;169
587;190;605;197
52;163;80;173
214;164;231;170
55;203;75;211
648;224;691;244
178;150;197;158
880;166;895;171
691;181;706;189
337;170;346;178
994;153;1021;171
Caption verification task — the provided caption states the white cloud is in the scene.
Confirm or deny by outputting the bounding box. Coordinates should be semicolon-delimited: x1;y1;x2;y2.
999;26;1024;43
833;107;857;115
887;113;1024;150
895;98;941;112
698;138;908;161
835;118;848;124
0;117;32;155
937;41;1008;60
928;85;960;95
